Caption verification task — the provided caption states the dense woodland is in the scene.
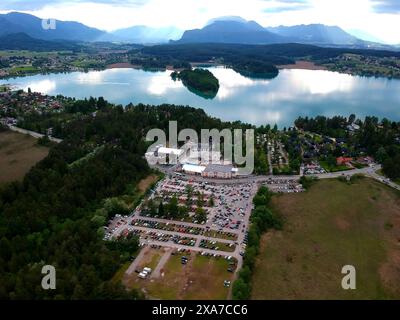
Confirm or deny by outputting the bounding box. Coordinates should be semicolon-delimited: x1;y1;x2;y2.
171;68;220;98
0;98;254;299
233;186;282;300
141;43;400;77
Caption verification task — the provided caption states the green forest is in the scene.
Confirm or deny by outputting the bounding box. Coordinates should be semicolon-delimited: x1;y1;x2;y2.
0;98;253;299
171;68;220;98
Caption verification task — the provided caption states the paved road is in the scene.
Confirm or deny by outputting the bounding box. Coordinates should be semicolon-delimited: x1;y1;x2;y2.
126;246;149;275
132;215;238;235
139;239;237;259
8;125;63;143
130;225;236;245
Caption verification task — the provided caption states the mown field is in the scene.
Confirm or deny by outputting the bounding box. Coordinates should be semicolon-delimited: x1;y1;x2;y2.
0;130;49;185
124;250;235;300
252;178;400;300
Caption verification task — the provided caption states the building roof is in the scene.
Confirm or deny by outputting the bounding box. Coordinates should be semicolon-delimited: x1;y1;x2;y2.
337;157;353;163
182;163;206;174
157;147;184;156
203;164;234;174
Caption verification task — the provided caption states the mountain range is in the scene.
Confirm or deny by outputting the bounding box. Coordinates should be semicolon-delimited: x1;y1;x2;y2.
177;20;285;45
103;26;182;44
0;12;104;42
266;24;363;46
0;12;395;50
177;17;382;48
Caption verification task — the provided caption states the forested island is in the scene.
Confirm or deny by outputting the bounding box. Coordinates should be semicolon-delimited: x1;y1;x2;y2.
171;68;220;99
231;60;279;78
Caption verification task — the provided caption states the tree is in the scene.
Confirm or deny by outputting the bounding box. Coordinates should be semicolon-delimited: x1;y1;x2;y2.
208;195;215;207
0;237;12;261
232;278;251;300
196;192;205;207
104;198;130;219
158;202;165;217
147;199;157;216
376;147;388;163
383;154;400;180
185;185;193;206
194;207;207;223
167;196;179;218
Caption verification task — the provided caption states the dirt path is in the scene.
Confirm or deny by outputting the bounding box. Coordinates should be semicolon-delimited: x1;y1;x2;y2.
152;249;172;279
125;246;149;275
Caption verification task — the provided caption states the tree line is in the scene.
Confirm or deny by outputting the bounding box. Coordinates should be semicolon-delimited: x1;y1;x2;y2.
0;98;255;299
232;186;283;300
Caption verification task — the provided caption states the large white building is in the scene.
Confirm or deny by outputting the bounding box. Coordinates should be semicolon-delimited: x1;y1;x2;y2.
145;143;236;179
145;145;186;165
182;163;206;175
202;164;238;179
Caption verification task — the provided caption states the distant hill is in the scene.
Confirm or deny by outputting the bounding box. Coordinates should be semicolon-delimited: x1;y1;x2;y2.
0;12;105;42
347;29;385;44
177;20;287;44
175;18;392;49
0;33;77;51
102;25;183;44
266;24;363;46
0;12;181;44
0;12;395;50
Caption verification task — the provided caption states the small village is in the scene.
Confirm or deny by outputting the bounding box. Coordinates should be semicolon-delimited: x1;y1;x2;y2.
0;87;64;122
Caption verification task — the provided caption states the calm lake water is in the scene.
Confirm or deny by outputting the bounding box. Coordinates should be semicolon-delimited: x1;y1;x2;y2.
2;66;400;127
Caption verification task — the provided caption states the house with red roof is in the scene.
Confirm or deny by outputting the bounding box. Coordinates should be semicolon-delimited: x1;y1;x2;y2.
336;157;353;166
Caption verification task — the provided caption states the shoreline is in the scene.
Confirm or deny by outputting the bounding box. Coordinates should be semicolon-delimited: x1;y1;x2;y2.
277;60;327;71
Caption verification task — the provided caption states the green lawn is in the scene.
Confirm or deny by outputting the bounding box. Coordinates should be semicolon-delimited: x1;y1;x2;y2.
133;253;234;300
9;65;39;75
251;178;400;300
319;160;351;173
111;262;131;285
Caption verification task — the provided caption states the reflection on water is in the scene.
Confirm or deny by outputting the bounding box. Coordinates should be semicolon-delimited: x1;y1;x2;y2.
2;67;400;128
211;68;271;100
22;79;56;94
289;69;355;95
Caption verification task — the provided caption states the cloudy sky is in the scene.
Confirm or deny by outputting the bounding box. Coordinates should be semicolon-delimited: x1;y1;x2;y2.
0;0;399;44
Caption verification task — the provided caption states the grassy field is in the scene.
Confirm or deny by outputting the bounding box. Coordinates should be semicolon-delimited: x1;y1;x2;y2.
251;178;400;300
0;131;49;185
125;251;235;300
0;50;72;58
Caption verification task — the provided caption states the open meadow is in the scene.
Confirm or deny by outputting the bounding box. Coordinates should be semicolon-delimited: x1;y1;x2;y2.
0;130;48;185
252;178;400;300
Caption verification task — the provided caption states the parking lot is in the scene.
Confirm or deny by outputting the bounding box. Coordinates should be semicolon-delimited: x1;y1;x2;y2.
263;178;305;193
106;176;258;287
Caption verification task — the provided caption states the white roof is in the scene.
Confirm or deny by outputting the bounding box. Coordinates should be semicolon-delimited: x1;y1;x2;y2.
182;163;206;174
157;147;184;156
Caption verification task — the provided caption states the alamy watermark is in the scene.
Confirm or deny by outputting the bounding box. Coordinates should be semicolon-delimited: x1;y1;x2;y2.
41;19;57;30
41;265;56;290
341;265;356;290
145;121;255;175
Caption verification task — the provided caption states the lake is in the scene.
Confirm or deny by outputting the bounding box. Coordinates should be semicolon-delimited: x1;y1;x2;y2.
1;66;400;127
